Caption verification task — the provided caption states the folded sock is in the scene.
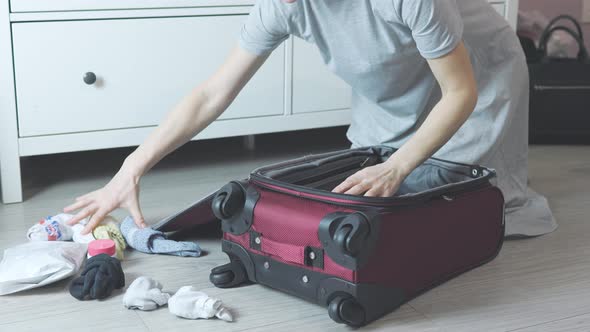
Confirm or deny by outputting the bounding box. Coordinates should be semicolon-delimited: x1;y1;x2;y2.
27;214;74;241
69;254;125;301
93;219;126;260
168;286;233;322
120;217;201;257
123;276;171;311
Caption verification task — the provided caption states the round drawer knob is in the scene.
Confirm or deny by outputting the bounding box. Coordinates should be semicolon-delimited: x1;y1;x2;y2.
83;72;97;85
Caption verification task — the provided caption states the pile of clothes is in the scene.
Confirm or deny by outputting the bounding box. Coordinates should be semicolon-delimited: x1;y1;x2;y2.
0;213;233;323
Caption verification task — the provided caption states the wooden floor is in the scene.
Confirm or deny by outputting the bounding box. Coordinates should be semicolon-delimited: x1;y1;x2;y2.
1;128;589;332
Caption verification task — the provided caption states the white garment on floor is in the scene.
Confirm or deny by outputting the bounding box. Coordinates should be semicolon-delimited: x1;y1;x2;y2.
123;277;171;311
29;214;121;245
27;214;75;241
0;241;87;295
168;286;233;322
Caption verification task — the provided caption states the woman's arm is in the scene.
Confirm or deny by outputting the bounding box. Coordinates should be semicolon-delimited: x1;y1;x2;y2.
333;42;478;197
65;46;268;233
127;47;269;177
385;42;478;177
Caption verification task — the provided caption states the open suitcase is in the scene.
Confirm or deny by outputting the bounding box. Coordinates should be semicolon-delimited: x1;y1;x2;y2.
202;146;505;327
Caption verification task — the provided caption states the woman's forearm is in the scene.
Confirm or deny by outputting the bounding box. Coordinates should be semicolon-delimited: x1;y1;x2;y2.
386;89;477;174
122;84;224;177
120;47;268;178
331;89;476;198
387;42;478;176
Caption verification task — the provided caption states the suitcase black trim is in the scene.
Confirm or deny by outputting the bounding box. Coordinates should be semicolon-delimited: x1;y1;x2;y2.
318;211;381;270
304;246;324;269
214;216;505;327
217;239;406;327
213;181;260;235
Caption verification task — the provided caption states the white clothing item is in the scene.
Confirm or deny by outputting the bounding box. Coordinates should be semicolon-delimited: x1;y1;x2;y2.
59;213;119;244
72;224;95;244
123;277;171;311
27;214;74;241
0;242;87;295
168;286;233;322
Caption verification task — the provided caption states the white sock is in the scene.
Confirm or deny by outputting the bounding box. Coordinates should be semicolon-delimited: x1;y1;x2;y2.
168;286;233;322
27;214;74;241
123;277;171;311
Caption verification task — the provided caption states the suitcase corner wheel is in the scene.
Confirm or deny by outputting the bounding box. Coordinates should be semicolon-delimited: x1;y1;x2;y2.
331;214;369;256
327;295;366;327
319;211;380;270
211;182;245;220
212;181;260;235
209;257;249;288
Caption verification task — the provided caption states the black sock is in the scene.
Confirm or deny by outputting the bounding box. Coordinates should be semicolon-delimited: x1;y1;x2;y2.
69;254;125;301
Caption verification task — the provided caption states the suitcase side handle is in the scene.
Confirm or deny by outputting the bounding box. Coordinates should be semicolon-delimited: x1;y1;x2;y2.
247;230;325;269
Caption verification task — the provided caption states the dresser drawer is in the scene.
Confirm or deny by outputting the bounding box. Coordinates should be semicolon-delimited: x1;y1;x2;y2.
12;16;284;137
10;0;254;13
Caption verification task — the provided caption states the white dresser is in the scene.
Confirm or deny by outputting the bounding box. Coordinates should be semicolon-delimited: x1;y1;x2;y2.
0;0;519;203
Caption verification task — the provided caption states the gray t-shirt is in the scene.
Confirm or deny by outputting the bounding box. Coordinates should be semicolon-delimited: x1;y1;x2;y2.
238;0;558;237
239;0;515;159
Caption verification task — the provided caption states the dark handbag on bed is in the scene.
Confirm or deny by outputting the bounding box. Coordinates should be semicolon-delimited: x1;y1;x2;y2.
528;15;590;144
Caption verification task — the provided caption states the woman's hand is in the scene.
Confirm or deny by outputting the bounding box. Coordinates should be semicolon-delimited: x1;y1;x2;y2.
332;161;410;197
63;162;147;235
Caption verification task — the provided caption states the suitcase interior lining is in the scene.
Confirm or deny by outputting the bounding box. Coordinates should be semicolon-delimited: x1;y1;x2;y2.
259;150;478;196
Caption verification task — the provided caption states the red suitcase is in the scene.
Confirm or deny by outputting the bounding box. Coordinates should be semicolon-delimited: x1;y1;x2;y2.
206;146;504;327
